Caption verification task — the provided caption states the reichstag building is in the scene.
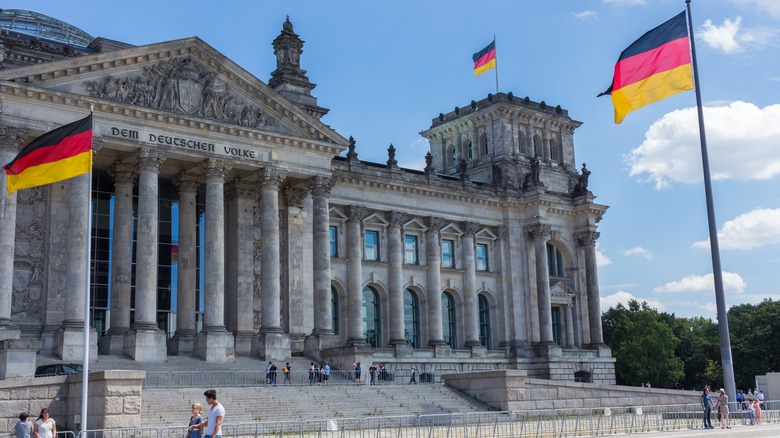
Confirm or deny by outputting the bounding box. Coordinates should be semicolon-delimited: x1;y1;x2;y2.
0;9;615;383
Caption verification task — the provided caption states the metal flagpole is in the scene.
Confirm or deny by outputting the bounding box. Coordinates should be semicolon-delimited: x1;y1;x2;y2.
80;105;94;436
685;0;736;399
493;35;499;93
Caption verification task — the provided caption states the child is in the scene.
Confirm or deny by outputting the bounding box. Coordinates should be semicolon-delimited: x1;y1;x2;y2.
747;398;755;425
13;413;33;438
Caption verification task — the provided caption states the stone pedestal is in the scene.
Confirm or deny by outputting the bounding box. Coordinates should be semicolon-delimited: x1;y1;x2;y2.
167;332;195;356
98;329;127;355
470;345;488;358
432;343;452;357
592;344;612;358
69;370;145;429
252;331;290;361
233;331;254;357
0;339;41;378
123;329;166;362
194;330;236;363
533;342;562;358
393;342;413;357
304;333;340;357
55;326;97;362
0;326;21;342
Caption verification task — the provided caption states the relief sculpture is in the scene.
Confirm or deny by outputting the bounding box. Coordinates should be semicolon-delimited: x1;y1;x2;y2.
11;186;47;323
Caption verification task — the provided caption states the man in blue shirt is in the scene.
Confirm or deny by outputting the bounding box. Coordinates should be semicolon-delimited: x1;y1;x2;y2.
701;386;714;429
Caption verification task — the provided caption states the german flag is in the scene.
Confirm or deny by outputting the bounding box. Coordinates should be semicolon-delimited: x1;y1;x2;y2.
599;11;693;124
3;114;93;194
473;41;497;76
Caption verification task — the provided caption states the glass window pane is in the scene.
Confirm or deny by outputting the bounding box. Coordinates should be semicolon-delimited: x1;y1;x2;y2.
478;295;491;349
476;243;488;271
442;239;454;268
404;235;418;265
329;226;338;257
362;286;380;346
365;230;379;261
403;289;420;348
331;286;339;335
441;292;456;348
552;307;562;346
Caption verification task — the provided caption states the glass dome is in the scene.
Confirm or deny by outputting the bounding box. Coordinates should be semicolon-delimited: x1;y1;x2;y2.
0;9;94;47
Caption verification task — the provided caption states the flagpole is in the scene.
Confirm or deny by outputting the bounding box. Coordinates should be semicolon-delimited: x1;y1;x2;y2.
685;0;736;399
493;35;499;93
80;105;94;436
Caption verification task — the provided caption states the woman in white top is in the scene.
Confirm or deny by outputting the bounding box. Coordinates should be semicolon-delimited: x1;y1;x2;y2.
34;409;56;438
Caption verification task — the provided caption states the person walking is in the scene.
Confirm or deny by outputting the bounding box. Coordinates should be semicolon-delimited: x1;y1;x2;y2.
33;409;55;438
192;389;224;438
409;366;417;385
701;387;714;429
716;388;730;429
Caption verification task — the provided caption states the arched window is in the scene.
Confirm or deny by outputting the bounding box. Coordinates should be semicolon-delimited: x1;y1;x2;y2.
403;289;420;348
331;286;339;335
518;131;526;155
533;134;542;158
550;138;560;162
449;145;457;169
478;294;491;349
481;134;489;156
441;292;457;348
547;243;564;277
362;286;381;347
467;140;474;160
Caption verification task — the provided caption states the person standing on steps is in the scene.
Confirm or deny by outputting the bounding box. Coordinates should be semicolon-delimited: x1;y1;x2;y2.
369;363;377;385
192;389;224;438
409;366;417;384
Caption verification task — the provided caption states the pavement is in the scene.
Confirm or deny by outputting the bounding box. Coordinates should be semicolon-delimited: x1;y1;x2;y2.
626;423;780;437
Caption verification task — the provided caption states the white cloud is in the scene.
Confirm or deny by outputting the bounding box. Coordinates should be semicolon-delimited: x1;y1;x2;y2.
623;246;652;259
731;0;780;19
693;208;780;250
596;246;612;266
572;10;598;20
653;272;747;294
627;102;780;189
698;17;743;54
601;290;666;312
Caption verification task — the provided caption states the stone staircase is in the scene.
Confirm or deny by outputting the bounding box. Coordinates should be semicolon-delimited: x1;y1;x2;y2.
141;384;492;428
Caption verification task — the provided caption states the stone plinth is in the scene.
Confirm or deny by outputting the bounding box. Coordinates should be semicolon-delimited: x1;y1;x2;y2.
470;345;488;358
443;369;528;412
67;370;145;429
251;332;290;361
393;342;413;357
433;344;452;357
123;329;166;362
533;342;562;358
55;326;97;362
0;327;21;342
0;339;41;378
98;331;126;356
193;331;236;363
233;331;253;357
167;333;194;356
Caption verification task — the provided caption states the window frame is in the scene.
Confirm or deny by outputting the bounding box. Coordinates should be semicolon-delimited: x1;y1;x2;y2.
329;225;338;257
364;229;380;261
404;234;419;265
476;243;489;272
441;239;455;268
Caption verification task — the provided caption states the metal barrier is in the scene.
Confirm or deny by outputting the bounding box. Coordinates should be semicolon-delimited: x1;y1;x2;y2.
143;370;436;388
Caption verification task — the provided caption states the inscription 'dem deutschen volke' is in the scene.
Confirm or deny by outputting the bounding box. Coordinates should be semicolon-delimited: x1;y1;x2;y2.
107;126;263;160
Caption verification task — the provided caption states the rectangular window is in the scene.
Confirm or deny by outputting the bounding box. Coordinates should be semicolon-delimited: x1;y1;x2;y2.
329;225;338;257
476;243;489;271
365;230;379;261
441;239;454;268
552;307;562;346
404;235;419;265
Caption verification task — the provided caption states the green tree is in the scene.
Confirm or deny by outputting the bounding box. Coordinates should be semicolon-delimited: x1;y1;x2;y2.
659;313;719;390
728;299;780;388
603;299;684;387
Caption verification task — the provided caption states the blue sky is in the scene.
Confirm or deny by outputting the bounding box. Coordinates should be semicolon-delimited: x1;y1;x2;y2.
5;0;779;318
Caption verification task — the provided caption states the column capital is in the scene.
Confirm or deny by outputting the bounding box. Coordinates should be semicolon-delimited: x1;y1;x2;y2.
575;231;600;247
463;221;480;236
172;171;201;193
203;159;232;183
258;167;287;190
388;211;406;227
525;223;552;241
136;148;167;172
225;178;256;200
108;162;137;185
284;186;308;208
0;125;29;152
426;216;444;231
346;205;366;222
308;176;336;197
497;225;507;241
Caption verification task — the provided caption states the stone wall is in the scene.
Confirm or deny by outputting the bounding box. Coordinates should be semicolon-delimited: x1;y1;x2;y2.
0;370;144;431
443;370;698;412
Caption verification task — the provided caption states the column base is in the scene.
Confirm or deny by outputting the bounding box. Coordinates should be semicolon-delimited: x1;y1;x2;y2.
431;343;452;357
194;330;236;363
304;332;340;357
392;341;413;357
98;328;129;355
167;332;195;356
123;328;167;362
533;342;562;358
0;325;21;342
508;341;533;358
233;331;254;357
289;332;306;355
469;345;488;358
56;325;97;362
589;343;612;358
251;332;290;361
0;339;42;378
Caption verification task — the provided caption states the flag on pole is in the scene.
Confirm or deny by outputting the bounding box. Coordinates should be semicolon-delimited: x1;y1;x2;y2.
472;41;497;76
3;114;93;193
598;11;694;124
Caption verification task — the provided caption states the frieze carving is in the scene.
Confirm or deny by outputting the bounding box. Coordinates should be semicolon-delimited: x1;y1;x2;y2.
11;37;82;58
575;231;599;247
307;176;335;197
0;125;29;152
526;223;552;241
83;57;276;130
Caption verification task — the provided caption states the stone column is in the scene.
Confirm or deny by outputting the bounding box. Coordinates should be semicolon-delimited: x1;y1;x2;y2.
387;211;407;350
194;159;235;363
309;176;335;335
283;186;309;353
577;231;605;346
462;222;482;350
0;125;26;341
425;217;448;354
526;224;558;355
124;148;167;362
224;179;256;356
565;301;575;348
99;162;136;355
168;172;200;355
251;167;290;361
345;205;367;346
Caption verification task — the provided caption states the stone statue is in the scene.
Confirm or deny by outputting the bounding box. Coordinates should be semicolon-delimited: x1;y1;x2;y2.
572;163;591;196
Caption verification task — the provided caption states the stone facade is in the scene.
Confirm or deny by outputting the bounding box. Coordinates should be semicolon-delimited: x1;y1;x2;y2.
0;11;613;383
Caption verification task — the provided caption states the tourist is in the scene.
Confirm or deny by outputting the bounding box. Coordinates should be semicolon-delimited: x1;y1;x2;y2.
747;398;756;425
12;413;33;438
754;398;762;424
323;362;330;384
313;362;321;384
187;403;203;438
736;389;744;410
409;366;417;385
192;389;224;438
369;363;377;385
379;364;387;384
265;361;272;385
33;409;55;438
283;362;292;385
700;387;714;429
716;388;730;429
757;389;765;409
354;362;362;384
308;362;315;385
269;362;278;386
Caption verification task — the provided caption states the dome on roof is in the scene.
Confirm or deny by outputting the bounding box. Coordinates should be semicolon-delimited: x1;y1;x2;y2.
0;9;94;47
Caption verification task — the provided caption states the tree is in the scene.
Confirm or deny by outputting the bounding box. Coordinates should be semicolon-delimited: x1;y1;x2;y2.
603;299;685;387
659;313;720;390
727;299;780;389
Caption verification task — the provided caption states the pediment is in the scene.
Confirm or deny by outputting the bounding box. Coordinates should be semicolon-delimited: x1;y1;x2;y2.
475;228;497;241
403;218;428;233
550;280;576;303
329;207;348;222
440;223;463;237
0;37;346;147
363;212;389;228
